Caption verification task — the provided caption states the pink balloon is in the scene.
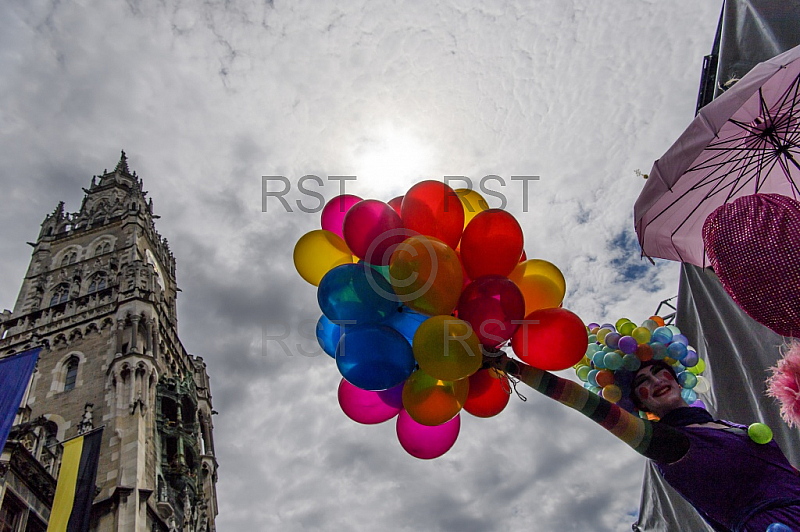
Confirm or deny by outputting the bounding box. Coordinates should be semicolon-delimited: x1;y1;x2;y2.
388;196;403;216
396;410;460;459
338;379;403;424
342;199;405;265
321;195;362;239
457;275;525;347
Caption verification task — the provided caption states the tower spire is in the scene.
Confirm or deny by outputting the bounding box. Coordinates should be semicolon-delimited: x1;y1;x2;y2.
115;150;130;174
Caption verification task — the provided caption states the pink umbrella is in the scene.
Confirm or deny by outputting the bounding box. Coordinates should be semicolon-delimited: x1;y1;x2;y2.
635;44;800;266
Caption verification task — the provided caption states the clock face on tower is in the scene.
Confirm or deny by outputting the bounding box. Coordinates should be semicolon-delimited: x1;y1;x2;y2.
145;249;165;291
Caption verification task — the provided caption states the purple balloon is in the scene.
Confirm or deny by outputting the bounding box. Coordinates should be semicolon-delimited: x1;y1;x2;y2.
321;195;362;239
396;410;460;459
456;275;525;347
689;399;707;410
338;379;403;424
618;335;639;354
587;322;600;330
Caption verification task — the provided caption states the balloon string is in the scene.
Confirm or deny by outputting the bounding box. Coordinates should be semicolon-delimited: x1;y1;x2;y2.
503;373;527;402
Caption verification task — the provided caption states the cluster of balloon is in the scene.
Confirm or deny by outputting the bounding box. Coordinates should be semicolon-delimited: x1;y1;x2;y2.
293;181;583;459
572;317;709;416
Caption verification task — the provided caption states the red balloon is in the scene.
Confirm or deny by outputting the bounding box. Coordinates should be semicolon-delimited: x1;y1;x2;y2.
510;308;588;371
519;249;527;263
342;199;405;265
396;410;460;459
456;275;525;347
321;195;362;239
401;181;464;249
464;369;510;418
388;196;403;216
460;209;524;279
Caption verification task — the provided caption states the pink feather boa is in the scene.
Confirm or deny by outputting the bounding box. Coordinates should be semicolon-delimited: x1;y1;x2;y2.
767;342;800;429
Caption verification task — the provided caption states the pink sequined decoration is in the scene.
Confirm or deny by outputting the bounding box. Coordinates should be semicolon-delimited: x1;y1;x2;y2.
703;193;800;338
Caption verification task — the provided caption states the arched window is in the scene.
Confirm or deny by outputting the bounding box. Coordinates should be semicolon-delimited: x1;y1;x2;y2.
61;255;70;267
49;284;70;306
64;357;79;391
103;242;111;254
69;253;77;265
43;421;59;448
88;272;107;293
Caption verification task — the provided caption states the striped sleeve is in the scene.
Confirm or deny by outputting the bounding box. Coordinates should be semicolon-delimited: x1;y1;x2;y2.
503;358;688;463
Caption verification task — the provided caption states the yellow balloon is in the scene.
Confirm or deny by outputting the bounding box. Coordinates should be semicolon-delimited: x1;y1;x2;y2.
688;357;706;375
455;188;489;228
293;230;353;286
631;326;652;344
412;316;482;381
402;369;469;426
603;384;622;403
508;259;566;315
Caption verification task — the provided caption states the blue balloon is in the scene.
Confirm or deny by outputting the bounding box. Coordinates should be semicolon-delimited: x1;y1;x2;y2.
767;524;793;532
603;351;623;371
667;342;688;361
316;315;342;358
683;350;699;368
681;388;697;404
671;333;689;346
336;325;415;391
678;372;697;389
318;263;398;326
651;326;674;345
592;351;607;369
650;342;667;360
622;353;641;371
386;306;428;344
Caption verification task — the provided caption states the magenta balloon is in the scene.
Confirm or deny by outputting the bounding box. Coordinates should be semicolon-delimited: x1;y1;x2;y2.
342;199;405;265
456;275;525;347
321;195;362;239
396;410;460;459
338;379;403;424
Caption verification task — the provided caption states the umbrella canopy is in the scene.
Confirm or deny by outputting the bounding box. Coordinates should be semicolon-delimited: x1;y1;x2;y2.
635;44;800;266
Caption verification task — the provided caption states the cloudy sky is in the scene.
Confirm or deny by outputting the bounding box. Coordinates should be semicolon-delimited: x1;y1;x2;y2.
0;1;721;530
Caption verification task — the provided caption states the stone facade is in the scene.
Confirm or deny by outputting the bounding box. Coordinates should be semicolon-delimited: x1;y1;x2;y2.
0;152;218;532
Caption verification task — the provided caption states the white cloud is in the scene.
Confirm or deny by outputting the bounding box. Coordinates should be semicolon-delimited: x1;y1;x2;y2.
0;0;720;530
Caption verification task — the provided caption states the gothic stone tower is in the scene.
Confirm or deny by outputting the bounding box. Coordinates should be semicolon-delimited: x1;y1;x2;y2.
0;152;218;531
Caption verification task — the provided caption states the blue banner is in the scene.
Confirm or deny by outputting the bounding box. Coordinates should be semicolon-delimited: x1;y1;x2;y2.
0;348;41;453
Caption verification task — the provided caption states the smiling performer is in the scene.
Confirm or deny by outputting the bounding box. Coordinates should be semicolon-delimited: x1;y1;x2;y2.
497;356;800;532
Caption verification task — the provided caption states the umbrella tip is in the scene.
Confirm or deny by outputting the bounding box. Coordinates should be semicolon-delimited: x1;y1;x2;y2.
634;169;649;180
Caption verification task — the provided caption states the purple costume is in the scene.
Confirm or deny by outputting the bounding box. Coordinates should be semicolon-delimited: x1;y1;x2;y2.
655;414;800;531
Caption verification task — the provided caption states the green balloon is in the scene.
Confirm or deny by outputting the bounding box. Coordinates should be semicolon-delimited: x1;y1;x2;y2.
747;423;773;444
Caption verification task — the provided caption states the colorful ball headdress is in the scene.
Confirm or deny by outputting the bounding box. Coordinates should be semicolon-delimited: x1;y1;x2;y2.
574;316;709;418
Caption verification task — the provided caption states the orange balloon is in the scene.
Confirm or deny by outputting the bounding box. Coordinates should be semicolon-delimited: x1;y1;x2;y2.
635;343;654;361
649;315;666;327
508;259;566;316
402;369;469;426
595;369;614;388
389;236;463;316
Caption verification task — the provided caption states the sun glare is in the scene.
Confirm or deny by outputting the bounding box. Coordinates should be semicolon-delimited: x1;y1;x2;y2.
353;126;430;185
